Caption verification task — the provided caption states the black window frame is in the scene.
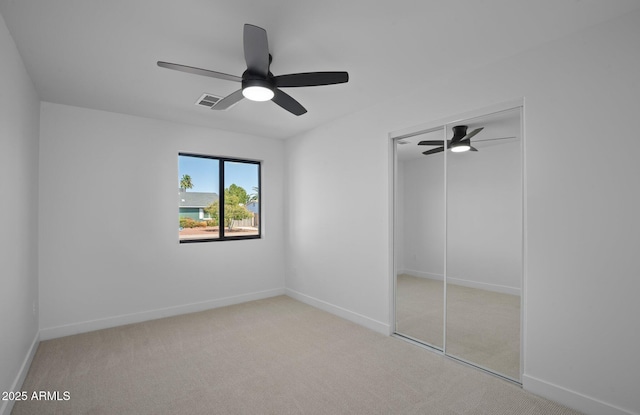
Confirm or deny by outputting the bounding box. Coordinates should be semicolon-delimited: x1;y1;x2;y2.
179;152;261;243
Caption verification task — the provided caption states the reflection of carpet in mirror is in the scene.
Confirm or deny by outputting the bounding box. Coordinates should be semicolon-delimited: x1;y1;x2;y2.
396;274;520;381
396;275;444;349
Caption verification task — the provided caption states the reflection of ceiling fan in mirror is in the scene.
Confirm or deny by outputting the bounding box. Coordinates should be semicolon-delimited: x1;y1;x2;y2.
418;125;515;155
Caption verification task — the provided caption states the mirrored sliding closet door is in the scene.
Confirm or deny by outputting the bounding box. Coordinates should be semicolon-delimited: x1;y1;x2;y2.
445;108;522;382
394;127;445;350
394;106;523;383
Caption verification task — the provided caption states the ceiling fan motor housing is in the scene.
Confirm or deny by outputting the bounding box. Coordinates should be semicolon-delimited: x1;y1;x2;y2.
241;72;275;92
452;125;468;141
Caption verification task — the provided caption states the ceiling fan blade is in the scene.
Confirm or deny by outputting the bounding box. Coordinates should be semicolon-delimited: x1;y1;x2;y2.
211;89;244;110
417;140;445;146
470;146;478;152
461;127;484;141
157;61;242;82
423;147;445;155
474;136;517;142
244;24;270;76
274;72;349;88
272;89;307;116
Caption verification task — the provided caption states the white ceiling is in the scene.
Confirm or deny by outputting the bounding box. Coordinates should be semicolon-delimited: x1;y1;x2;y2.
2;0;639;139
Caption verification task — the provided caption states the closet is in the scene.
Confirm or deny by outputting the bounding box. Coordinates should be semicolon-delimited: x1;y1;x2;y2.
393;106;523;382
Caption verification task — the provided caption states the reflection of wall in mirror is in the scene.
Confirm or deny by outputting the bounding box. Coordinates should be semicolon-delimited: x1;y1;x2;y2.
399;138;521;295
398;153;445;281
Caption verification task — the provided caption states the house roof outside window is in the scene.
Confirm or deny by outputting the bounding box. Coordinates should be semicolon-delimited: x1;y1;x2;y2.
179;189;218;208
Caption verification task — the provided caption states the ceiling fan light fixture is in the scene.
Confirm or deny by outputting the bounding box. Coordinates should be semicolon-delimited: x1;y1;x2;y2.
242;78;274;101
450;142;471;152
242;85;274;101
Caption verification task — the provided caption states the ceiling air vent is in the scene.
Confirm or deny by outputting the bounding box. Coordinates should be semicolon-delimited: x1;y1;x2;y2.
195;93;222;109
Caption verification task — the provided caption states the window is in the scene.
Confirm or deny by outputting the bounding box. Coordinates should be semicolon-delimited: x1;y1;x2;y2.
178;153;260;242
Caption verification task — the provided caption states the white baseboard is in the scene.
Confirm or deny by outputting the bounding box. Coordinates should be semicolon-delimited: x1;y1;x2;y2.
0;331;40;415
523;374;638;415
447;276;521;296
398;269;444;280
285;288;391;335
39;288;286;340
398;271;520;296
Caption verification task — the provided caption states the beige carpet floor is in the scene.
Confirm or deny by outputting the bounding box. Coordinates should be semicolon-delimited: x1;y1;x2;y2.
396;274;521;381
13;295;580;415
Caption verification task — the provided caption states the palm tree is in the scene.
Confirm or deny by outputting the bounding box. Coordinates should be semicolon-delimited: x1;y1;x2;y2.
247;186;259;204
180;174;193;192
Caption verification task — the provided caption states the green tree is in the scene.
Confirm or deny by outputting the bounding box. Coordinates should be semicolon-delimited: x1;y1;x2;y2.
205;184;253;231
180;174;193;192
204;201;219;223
227;184;247;204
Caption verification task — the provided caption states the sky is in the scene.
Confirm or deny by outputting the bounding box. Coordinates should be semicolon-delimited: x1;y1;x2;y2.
178;155;259;195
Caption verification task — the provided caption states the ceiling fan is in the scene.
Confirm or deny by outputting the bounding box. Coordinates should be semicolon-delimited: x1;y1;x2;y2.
418;125;516;155
157;24;349;116
418;126;483;155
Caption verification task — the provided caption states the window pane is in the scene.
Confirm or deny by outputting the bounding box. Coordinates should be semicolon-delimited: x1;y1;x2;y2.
223;161;260;237
178;155;220;241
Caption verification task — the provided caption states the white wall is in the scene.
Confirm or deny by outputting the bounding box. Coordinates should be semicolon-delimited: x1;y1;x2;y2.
0;11;40;415
285;9;640;415
38;103;286;338
398;154;445;280
284;117;393;333
447;138;522;293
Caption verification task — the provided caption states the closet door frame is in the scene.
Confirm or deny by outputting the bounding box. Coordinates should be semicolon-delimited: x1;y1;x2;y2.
389;99;525;384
